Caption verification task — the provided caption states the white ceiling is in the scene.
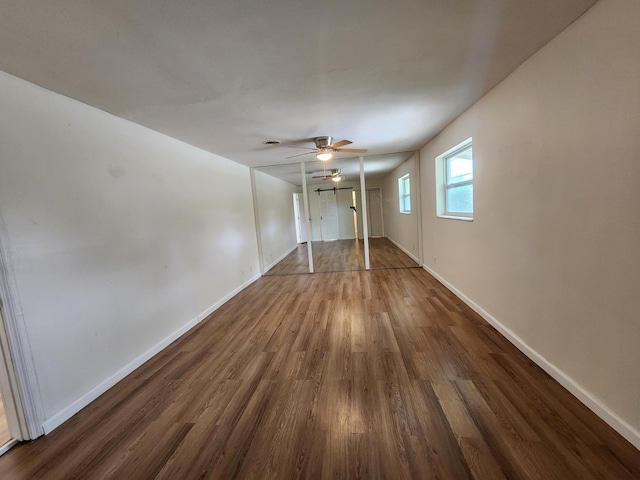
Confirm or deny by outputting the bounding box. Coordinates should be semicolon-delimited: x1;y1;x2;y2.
0;0;597;170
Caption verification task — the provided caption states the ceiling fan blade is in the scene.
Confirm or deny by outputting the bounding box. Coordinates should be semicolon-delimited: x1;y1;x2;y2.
330;140;352;149
312;175;328;178
286;145;317;150
335;148;368;154
285;151;315;159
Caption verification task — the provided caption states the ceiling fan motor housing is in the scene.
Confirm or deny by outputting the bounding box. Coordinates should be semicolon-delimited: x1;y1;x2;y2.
314;136;333;149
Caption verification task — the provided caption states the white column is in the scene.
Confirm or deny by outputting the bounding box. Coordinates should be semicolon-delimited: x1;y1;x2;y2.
359;156;370;270
414;150;424;266
301;162;314;273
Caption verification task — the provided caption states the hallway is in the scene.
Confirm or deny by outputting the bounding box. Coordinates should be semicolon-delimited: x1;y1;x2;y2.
0;267;638;479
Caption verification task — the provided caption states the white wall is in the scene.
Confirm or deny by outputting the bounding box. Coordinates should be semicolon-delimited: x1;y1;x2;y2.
420;0;640;446
253;171;298;270
381;155;419;260
0;71;260;432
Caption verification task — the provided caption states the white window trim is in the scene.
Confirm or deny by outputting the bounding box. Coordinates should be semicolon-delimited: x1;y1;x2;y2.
436;137;474;221
398;174;411;214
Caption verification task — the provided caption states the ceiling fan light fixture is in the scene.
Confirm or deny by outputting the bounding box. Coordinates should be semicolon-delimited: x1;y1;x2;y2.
316;149;333;161
331;175;342;182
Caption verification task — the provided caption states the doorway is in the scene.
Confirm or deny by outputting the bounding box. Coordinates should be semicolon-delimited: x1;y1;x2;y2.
0;396;8;447
0;306;19;453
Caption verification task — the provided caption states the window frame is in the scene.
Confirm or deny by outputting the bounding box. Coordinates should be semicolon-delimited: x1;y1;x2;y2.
398;174;411;214
436;138;474;221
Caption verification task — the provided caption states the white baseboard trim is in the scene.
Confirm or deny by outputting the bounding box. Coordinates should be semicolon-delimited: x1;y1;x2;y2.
263;245;298;273
386;236;420;264
0;438;19;457
41;316;198;434
197;273;261;321
42;273;261;434
422;264;640;450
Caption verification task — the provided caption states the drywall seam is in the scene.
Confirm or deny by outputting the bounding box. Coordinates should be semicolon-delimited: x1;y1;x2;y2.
42;273;261;434
422;264;640;450
263;245;298;274
386;236;419;264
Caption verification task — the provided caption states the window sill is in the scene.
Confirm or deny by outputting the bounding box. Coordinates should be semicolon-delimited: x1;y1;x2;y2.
437;214;473;222
399;211;412;215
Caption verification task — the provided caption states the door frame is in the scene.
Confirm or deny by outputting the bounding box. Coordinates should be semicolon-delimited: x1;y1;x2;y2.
0;307;22;449
0;219;44;441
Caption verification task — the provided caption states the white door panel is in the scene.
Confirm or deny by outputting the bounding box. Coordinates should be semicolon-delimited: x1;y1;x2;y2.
320;191;339;240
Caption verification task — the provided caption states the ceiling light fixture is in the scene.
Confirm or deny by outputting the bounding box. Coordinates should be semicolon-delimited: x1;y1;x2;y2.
332;176;342;182
316;149;333;161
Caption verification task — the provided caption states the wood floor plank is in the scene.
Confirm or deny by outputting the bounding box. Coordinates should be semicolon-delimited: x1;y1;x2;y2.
349;433;381;480
155;423;232;480
209;379;278;479
239;379;316;479
406;380;473;479
0;267;639;479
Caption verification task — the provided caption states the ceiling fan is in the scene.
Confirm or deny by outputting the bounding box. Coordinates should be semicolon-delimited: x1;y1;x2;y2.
286;136;368;160
312;168;341;180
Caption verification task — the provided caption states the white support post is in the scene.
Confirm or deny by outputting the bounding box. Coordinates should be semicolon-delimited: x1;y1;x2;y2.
414;150;424;266
301;163;314;273
359;156;370;270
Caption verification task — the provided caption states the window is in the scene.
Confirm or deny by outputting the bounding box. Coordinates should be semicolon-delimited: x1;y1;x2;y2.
398;174;411;213
436;138;473;220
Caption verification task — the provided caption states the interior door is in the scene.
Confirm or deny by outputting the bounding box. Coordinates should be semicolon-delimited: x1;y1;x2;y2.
319;190;339;240
367;188;383;237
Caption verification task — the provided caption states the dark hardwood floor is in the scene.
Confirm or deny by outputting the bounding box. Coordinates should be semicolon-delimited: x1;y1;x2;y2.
267;237;419;275
0;268;638;478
